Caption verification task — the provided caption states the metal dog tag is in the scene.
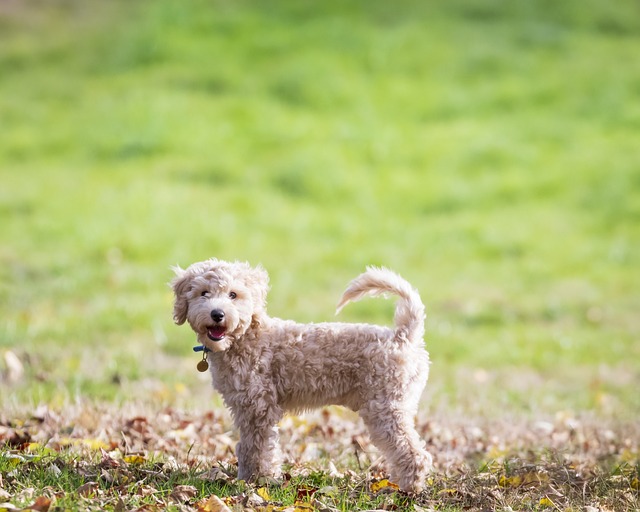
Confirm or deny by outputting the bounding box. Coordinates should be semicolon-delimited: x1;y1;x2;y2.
197;358;209;372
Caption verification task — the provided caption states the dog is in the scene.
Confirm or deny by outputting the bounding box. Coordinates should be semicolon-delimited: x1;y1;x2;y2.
171;258;432;492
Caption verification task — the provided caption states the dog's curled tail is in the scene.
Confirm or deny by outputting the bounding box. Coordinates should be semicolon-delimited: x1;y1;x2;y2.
336;267;425;344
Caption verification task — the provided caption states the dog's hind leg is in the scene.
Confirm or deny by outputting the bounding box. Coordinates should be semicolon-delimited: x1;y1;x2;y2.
360;405;432;493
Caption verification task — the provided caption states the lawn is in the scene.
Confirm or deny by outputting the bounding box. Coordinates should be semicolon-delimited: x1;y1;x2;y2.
1;0;639;509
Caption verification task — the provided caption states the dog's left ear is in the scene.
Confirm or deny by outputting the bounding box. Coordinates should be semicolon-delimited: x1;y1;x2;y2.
170;266;191;325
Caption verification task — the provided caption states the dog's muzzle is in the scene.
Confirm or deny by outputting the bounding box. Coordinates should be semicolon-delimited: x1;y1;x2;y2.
207;309;226;341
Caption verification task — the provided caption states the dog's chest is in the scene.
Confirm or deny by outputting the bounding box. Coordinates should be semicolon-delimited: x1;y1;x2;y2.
208;349;271;396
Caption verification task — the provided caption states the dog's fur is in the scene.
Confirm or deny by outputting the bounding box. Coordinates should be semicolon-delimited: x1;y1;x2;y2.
171;258;432;492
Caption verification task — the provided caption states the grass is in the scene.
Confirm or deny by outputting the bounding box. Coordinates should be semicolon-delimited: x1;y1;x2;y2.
1;0;639;508
1;0;638;414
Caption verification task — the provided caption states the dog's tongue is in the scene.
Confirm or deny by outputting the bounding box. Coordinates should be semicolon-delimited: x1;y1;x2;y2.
207;326;226;341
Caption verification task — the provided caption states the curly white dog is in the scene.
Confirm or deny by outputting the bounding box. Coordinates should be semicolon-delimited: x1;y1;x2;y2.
171;258;432;492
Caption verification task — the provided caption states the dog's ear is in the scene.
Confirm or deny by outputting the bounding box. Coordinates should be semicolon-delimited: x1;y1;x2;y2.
249;264;270;306
244;264;270;327
170;266;191;325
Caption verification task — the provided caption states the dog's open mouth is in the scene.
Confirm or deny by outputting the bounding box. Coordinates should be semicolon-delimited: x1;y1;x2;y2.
207;326;226;341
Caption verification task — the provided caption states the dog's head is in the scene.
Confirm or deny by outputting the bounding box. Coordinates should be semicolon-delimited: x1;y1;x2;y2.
171;258;269;352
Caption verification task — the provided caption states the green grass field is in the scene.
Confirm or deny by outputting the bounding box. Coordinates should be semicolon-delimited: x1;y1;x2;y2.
1;0;639;508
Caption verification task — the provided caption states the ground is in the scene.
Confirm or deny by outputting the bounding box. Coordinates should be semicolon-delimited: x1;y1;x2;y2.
1;405;638;511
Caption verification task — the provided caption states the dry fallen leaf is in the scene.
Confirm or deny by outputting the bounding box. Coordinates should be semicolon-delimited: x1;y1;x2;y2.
296;484;318;501
292;501;316;512
195;494;232;512
256;487;271;501
245;492;266;509
538;496;555;508
326;461;342;478
123;454;146;465
369;479;399;493
198;466;232;482
25;496;52;512
169;485;197;503
499;471;549;488
76;482;99;497
3;350;24;383
114;498;126;512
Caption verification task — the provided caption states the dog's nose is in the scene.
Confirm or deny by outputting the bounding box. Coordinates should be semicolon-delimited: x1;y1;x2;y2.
210;309;225;323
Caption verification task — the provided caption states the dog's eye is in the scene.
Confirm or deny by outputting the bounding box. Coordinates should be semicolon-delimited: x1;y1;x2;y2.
201;291;210;297
229;291;237;300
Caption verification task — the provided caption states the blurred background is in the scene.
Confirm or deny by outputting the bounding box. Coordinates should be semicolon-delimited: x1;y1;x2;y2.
1;0;639;419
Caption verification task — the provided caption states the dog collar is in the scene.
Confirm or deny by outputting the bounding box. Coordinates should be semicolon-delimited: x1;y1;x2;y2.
193;345;211;353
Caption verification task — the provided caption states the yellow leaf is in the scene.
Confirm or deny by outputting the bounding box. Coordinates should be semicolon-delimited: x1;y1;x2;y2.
619;449;638;463
527;471;549;485
81;439;110;451
370;479;399;493
486;446;507;460
631;476;640;490
196;495;231;512
124;454;146;465
256;487;271;501
6;454;25;467
498;475;522;487
255;506;278;512
538;497;555;508
499;471;548;488
293;501;315;512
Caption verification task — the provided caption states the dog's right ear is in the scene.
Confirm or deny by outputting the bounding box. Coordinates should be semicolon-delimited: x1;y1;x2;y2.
170;266;191;325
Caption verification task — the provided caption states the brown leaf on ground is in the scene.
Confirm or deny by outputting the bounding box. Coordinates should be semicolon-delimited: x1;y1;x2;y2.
114;498;126;512
26;496;52;512
76;481;99;497
169;484;197;503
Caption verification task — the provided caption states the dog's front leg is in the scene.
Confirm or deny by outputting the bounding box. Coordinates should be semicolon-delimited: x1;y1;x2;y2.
233;404;283;481
236;423;282;481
